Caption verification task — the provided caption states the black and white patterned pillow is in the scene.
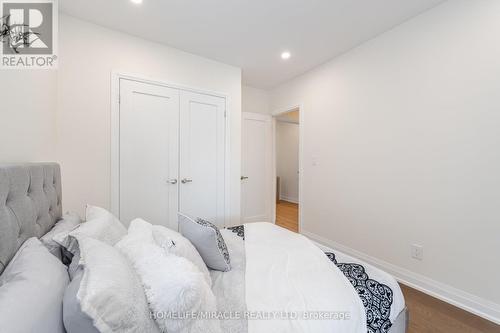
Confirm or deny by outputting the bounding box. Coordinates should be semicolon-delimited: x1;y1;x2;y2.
178;213;231;272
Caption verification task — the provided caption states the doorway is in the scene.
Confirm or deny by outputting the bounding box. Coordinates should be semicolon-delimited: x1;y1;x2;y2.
273;108;300;233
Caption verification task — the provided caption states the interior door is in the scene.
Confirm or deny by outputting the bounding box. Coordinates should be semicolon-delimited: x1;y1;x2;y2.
119;79;179;229
179;90;226;227
241;112;272;222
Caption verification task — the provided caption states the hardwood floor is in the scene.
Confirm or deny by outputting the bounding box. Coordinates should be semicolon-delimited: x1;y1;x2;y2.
401;284;500;333
276;200;299;232
275;200;500;332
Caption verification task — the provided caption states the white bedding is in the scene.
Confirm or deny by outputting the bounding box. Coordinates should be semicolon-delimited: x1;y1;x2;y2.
210;230;248;333
244;222;366;333
212;223;406;333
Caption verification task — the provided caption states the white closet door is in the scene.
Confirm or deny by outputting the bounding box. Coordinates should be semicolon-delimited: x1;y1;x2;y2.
119;79;179;229
179;91;226;227
241;112;272;223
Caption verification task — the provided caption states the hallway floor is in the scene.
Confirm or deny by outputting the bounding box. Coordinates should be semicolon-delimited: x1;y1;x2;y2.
276;200;299;232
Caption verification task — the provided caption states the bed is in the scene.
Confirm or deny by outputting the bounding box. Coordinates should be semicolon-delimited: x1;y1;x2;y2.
0;163;408;333
215;225;408;333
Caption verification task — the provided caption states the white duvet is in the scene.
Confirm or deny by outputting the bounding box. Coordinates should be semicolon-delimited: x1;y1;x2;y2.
244;223;366;333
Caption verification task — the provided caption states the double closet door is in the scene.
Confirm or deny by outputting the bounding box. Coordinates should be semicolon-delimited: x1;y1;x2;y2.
118;79;226;230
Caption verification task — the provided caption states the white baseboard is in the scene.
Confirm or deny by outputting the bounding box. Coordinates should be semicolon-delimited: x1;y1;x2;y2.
279;195;299;204
302;230;500;325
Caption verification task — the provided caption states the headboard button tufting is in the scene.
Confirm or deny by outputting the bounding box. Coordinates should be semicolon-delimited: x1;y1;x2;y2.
0;163;62;275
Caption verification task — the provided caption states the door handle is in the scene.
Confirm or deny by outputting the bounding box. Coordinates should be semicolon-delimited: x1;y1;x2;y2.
241;176;249;180
167;179;178;185
181;178;193;184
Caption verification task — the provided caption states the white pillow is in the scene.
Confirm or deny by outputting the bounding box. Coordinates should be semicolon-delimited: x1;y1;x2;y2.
129;218;212;286
83;205;127;247
41;212;82;259
53;205;127;277
116;230;221;333
128;218;157;240
0;238;69;333
75;236;160;333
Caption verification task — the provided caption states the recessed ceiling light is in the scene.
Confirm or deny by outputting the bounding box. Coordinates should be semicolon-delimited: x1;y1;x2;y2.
131;0;143;4
281;51;291;60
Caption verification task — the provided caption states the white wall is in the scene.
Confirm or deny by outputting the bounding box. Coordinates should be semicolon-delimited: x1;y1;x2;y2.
271;0;500;322
242;85;270;115
276;121;299;203
57;15;242;224
0;71;57;163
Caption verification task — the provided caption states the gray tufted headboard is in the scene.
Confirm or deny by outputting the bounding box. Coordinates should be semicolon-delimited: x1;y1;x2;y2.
0;163;62;274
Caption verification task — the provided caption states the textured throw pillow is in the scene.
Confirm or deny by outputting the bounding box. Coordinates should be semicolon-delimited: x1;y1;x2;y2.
128;218;156;240
128;218;212;286
0;238;69;333
41;212;82;260
53;205;127;277
152;223;212;287
67;236;159;333
178;213;231;272
83;205;128;248
116;231;221;333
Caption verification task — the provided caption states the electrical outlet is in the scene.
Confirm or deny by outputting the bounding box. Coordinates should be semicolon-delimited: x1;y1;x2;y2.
411;244;424;261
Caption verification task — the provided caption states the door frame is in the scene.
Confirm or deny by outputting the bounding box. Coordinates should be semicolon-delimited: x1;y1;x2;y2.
110;72;231;227
241;112;273;223
272;104;304;233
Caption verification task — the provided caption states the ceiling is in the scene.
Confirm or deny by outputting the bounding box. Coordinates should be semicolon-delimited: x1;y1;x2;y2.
60;0;446;89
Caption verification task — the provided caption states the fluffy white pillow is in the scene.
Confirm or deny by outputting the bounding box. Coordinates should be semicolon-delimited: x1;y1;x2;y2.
0;238;69;333
76;236;159;333
128;218;156;240
116;229;221;333
83;205;127;246
129;218;212;286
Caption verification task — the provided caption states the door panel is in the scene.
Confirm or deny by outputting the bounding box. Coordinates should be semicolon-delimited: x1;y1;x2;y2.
179;91;225;227
241;112;272;222
119;79;179;229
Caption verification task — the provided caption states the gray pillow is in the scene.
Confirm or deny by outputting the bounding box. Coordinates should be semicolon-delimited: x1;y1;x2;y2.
63;268;100;333
0;238;69;333
178;213;231;272
41;212;82;261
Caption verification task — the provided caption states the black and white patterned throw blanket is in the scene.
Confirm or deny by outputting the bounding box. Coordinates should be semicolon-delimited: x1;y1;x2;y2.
325;252;394;333
227;225;245;240
226;225;394;333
